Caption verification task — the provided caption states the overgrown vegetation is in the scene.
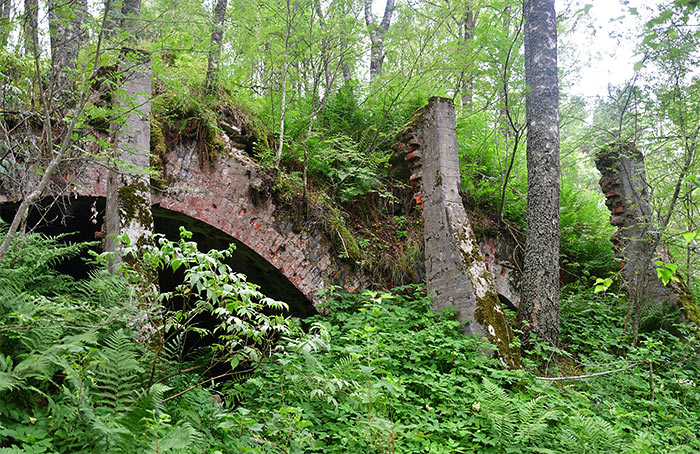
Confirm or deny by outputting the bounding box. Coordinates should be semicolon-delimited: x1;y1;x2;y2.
2;0;700;450
1;231;698;452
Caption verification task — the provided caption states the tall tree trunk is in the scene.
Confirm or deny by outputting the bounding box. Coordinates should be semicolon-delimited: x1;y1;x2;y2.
274;0;296;166
342;63;352;82
23;0;37;57
120;0;140;31
364;0;395;80
49;0;87;103
205;0;228;95
518;0;560;348
0;0;11;48
102;0;119;37
458;3;478;111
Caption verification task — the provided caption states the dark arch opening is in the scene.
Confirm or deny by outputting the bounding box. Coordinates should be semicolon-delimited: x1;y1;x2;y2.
0;196;106;279
0;196;316;318
152;205;316;318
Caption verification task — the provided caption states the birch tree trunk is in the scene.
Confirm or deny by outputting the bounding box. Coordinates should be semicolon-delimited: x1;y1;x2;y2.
205;0;228;95
364;0;395;81
518;0;561;347
49;0;87;103
274;0;296;166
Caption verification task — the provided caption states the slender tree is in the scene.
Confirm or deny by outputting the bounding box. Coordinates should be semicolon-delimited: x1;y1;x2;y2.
364;0;395;80
518;0;560;347
0;0;11;48
23;0;37;56
205;0;228;94
274;0;298;166
49;0;87;102
458;2;478;110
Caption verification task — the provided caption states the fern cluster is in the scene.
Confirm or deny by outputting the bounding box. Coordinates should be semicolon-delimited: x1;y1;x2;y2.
0;231;202;452
0;227;319;453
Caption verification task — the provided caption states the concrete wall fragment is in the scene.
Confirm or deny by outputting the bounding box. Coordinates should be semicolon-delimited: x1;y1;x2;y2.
595;143;699;325
395;97;515;360
104;50;154;268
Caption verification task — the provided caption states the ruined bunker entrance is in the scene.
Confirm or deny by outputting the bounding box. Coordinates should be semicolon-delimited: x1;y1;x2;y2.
0;197;316;318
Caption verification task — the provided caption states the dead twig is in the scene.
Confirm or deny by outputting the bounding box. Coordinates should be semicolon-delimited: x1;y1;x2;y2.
535;362;643;381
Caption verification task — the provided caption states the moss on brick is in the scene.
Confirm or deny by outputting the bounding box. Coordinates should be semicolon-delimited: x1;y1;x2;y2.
329;214;361;262
150;117;168;189
202;114;225;165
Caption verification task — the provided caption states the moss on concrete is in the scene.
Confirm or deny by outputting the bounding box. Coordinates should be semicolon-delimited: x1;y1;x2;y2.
456;221;518;366
474;290;519;367
680;293;700;325
456;225;484;266
117;181;153;228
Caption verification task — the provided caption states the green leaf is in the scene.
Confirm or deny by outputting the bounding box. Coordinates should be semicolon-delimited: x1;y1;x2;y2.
657;268;673;285
683;231;697;244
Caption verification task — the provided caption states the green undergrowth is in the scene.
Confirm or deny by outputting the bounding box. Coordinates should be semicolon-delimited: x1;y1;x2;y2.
271;169;423;286
229;286;700;453
151;79;271;168
1;230;699;453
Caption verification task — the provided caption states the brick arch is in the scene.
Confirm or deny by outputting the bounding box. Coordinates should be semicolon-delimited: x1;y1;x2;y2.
152;205;317;317
150;142;361;309
47;139;361;310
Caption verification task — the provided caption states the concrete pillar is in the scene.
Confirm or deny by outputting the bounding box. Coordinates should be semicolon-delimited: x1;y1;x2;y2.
105;50;153;269
596;143;699;325
395;97;515;362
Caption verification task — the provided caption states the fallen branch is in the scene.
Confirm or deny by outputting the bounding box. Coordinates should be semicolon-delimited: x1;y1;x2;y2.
535;362;643;381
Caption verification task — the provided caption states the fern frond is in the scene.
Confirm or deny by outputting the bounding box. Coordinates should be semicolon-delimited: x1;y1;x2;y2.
0;232;93;295
558;414;623;453
93;330;143;410
75;269;130;309
0;371;22;393
151;422;200;452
